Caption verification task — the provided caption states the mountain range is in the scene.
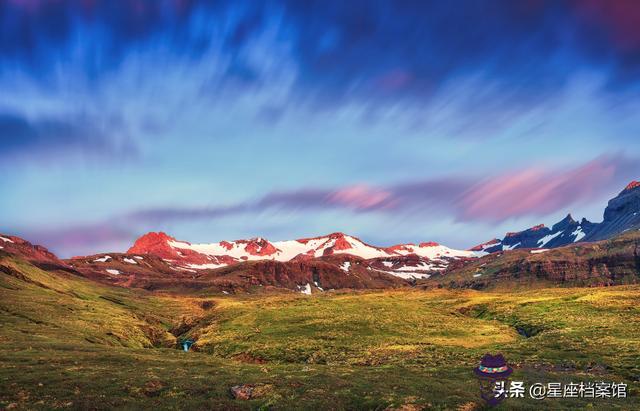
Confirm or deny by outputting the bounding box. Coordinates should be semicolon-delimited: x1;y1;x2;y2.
471;180;640;253
2;181;640;293
125;231;478;272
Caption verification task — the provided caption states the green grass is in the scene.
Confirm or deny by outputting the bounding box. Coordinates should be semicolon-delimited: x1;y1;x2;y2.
1;257;639;410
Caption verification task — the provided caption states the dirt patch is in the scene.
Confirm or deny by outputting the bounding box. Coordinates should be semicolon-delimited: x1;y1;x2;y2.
199;300;216;310
99;295;127;306
232;353;268;364
514;323;544;338
169;316;199;337
142;380;165;397
229;383;274;400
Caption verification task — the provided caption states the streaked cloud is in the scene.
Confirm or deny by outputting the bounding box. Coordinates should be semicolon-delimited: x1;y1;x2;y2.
2;1;640;257
17;222;134;258
127;153;638;223
0;111;135;163
457;154;637;221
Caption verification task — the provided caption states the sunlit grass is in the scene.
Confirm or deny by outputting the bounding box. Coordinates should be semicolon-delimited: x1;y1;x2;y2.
1;258;639;409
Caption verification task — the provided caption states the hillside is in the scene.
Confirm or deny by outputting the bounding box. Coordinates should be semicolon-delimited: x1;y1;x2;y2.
61;232;479;293
1;253;639;409
428;231;640;289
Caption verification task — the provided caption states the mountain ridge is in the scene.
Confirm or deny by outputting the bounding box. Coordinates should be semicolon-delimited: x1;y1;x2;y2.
126;230;479;270
472;180;640;253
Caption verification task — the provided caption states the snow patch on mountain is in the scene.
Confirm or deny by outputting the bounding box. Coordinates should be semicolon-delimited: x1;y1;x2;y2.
503;243;521;251
373;267;431;280
572;227;586;242
395;262;440;271
187;263;226;270
167;232;477;264
299;283;312;295
538;231;563;248
131;231;479;274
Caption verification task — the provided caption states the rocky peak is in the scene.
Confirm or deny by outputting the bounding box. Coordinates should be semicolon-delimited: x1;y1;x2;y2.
623;180;640;193
126;232;211;264
418;241;440;247
127;232;177;255
243;238;278;256
582;181;640;242
0;234;62;265
469;238;501;252
603;181;640;221
326;232;348;239
319;233;354;255
551;214;578;232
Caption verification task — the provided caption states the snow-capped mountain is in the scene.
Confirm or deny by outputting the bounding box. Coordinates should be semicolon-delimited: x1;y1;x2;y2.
471;215;596;253
127;231;480;278
5;180;640;294
472;180;640;253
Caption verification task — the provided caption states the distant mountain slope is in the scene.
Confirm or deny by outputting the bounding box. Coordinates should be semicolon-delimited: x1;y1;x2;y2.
0;234;64;266
583;181;640;241
129;231;477;264
472;181;640;253
65;252;411;293
431;230;640;289
125;231;479;278
471;215;596;253
0;231;480;293
0;250;183;349
4;181;639;294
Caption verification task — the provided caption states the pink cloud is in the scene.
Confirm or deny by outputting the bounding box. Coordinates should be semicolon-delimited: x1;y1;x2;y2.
458;154;626;222
327;185;395;210
16;223;134;258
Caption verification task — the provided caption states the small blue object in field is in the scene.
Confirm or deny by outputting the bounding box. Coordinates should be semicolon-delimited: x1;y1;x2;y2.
180;339;195;352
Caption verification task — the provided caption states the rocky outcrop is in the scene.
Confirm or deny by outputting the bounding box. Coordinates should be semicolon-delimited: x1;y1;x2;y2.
583;181;640;242
240;238;278;256
430;231;640;289
127;232;213;265
473;215;596;253
0;233;66;267
202;255;409;291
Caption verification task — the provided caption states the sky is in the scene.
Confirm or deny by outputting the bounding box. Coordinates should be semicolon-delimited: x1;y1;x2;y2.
2;0;640;257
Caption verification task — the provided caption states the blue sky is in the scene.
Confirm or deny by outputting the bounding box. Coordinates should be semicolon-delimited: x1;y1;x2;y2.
2;0;640;257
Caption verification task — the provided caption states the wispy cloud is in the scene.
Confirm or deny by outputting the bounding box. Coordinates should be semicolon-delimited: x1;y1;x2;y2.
2;1;640;107
457;154;636;221
125;153;639;223
16;222;134;258
0;111;136;164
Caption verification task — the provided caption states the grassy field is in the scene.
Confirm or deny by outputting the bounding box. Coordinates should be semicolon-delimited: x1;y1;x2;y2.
1;257;639;410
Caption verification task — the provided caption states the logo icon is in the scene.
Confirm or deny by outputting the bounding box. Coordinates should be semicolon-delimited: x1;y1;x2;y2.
474;353;513;406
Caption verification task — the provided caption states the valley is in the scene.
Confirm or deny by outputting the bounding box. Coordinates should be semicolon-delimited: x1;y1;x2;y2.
1;254;639;409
